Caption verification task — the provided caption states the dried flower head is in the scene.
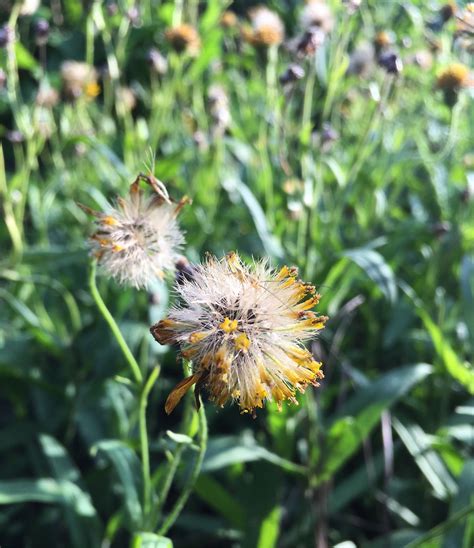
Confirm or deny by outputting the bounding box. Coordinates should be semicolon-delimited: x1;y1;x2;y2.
300;0;334;33
244;6;284;47
36;84;59;108
151;252;328;415
61;61;100;100
436;63;471;90
279;63;305;85
80;174;188;289
292;27;326;58
221;10;238;28
436;63;472;106
374;30;393;51
440;1;456;22
115;86;136;113
165;24;201;55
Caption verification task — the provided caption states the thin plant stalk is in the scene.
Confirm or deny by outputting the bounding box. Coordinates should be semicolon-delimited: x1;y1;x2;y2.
157;400;208;536
89;259;143;384
140;367;160;523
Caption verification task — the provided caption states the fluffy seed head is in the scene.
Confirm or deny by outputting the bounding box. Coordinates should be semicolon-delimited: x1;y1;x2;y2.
151;252;328;415
165;24;201;55
300;1;334;33
80;175;188;289
244;7;284;47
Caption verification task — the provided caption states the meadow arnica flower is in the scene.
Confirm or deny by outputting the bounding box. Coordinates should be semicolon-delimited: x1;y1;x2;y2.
165;24;201;55
151;252;328;416
80;175;187;289
244;7;284;47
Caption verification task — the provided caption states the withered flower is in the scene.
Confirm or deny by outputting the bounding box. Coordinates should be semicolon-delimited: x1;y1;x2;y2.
151;252;328;415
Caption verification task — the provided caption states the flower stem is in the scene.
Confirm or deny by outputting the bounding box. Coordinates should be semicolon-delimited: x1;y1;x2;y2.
140;367;160;523
157;400;208;536
89;259;143;384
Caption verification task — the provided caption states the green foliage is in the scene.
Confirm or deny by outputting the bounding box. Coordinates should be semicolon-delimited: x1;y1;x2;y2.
0;0;473;547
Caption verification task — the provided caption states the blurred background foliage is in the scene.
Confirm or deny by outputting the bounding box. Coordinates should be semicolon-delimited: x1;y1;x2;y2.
0;0;474;546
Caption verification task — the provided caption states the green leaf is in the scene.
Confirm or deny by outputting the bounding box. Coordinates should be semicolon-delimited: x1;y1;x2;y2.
320;364;432;483
194;474;245;529
443;459;474;548
202;435;306;475
257;505;281;548
393;420;457;500
131;533;173;548
0;478;96;516
342;247;397;302
14;42;40;72
460;255;474;351
91;440;142;528
419;310;474;393
39;435;101;547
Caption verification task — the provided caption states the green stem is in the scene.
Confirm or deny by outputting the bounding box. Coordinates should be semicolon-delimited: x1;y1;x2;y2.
89;260;143;384
406;500;474;547
140;367;160;523
157;401;208;536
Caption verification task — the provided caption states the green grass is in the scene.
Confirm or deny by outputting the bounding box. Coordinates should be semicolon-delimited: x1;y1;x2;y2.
0;0;473;546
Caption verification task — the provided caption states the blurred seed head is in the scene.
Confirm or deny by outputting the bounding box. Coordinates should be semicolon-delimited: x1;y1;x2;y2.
321;123;339;145
165;24;201;55
207;84;231;137
106;2;118;16
343;0;362;14
36;84;59;108
19;0;39;16
432;221;451;238
436;63;472;106
0;69;6;89
61;61;100;100
378;51;403;74
221;10;238;29
6;130;24;144
374;30;394;52
436;63;471;90
147;48;168;75
127;6;140;27
80;176;188;289
34;19;50;45
193;130;209;152
279;63;305;85
175;255;198;285
440;1;456;22
282;178;303;195
151;252;327;415
115;86;136;113
347;44;374;76
293;27;326;58
300;0;334;34
0;25;14;48
244;6;285;47
409;49;433;71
